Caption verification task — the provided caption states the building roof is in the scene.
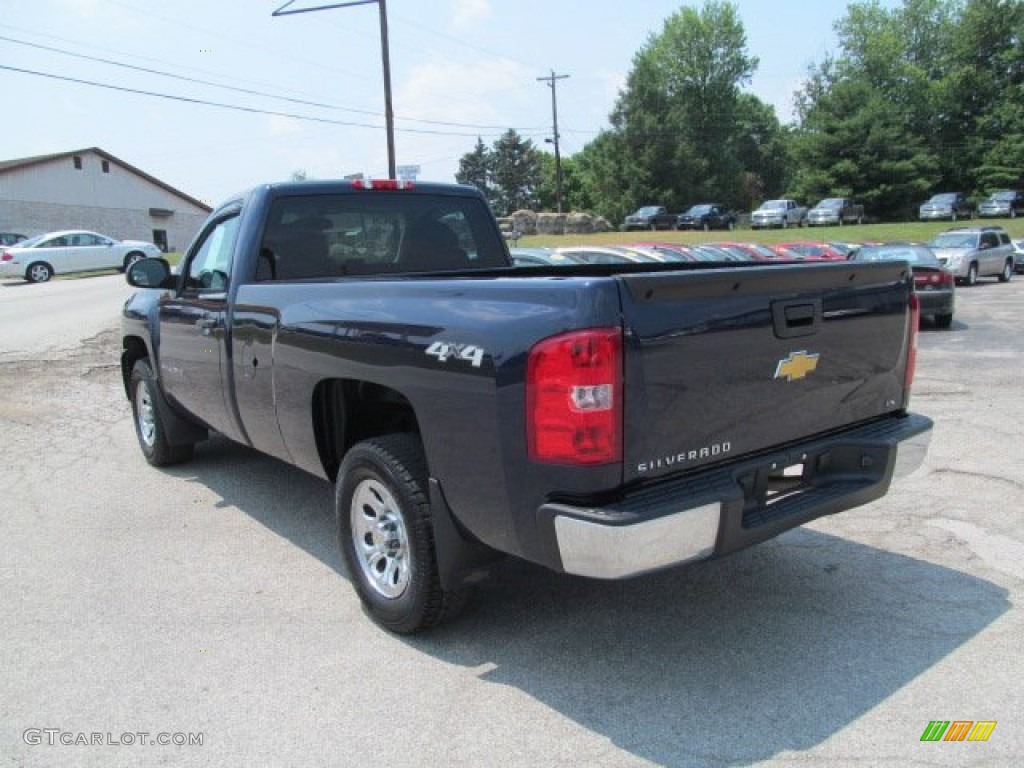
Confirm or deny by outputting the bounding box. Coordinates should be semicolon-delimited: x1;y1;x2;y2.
0;147;212;213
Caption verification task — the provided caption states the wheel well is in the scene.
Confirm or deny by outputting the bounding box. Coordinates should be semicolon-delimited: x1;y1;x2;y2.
121;336;149;397
313;379;421;481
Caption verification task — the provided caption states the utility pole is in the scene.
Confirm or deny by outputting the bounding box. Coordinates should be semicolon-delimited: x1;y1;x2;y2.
274;0;397;179
537;70;569;213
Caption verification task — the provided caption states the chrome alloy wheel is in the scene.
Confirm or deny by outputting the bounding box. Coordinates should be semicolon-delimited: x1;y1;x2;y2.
350;478;410;599
135;379;156;448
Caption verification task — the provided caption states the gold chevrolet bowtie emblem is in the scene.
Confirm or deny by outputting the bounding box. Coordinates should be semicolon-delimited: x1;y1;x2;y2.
775;351;819;381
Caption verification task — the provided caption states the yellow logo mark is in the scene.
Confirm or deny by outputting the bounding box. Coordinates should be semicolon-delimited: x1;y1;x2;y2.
775;351;820;381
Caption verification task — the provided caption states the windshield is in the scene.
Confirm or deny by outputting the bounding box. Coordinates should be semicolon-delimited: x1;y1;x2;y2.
636;206;662;216
686;204;713;215
928;193;956;204
17;235;46;247
991;190;1016;201
760;200;787;211
856;244;940;266
817;198;843;208
928;232;977;249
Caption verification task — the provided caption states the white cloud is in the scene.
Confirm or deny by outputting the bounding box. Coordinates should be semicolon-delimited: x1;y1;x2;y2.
266;115;304;138
450;0;492;31
392;54;537;181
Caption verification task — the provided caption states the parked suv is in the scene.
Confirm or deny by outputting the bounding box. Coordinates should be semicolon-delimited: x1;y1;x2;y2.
927;226;1014;286
919;192;975;222
977;190;1024;219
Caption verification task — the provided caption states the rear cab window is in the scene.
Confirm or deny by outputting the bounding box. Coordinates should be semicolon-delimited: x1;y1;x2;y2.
257;191;509;280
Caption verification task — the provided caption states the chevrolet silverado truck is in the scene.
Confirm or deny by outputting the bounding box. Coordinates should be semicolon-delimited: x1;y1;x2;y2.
621;205;679;231
807;198;865;227
751;199;808;229
121;178;932;634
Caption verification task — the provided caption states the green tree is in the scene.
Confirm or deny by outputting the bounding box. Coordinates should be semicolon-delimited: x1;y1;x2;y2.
944;0;1024;192
573;130;636;224
455;137;493;202
793;76;938;219
536;153;591;213
732;93;791;209
489;129;543;215
606;1;759;212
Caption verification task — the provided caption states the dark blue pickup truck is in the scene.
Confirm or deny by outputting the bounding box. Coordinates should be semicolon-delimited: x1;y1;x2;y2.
121;179;932;633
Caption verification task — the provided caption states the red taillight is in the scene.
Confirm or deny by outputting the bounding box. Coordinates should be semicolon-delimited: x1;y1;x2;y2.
905;292;920;390
527;328;622;465
350;178;414;191
914;271;953;287
1;251;12;262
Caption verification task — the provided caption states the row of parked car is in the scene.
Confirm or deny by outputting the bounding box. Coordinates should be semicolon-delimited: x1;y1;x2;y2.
511;225;1024;330
621;189;1024;232
0;229;163;283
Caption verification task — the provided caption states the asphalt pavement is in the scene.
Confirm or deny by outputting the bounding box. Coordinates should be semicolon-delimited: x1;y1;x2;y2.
0;271;1021;767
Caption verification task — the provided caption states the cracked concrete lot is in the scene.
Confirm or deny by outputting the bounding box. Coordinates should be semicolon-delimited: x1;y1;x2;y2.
0;272;1021;767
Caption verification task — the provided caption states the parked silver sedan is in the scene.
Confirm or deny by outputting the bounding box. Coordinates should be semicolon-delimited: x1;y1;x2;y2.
0;230;162;283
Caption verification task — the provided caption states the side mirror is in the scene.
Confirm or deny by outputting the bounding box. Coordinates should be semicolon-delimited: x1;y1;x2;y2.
127;257;176;289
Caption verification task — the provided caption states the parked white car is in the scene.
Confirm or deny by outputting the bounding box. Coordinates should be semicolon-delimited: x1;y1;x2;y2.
0;230;162;283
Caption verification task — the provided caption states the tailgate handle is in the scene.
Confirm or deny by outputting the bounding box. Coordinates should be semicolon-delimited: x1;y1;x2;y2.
772;299;821;338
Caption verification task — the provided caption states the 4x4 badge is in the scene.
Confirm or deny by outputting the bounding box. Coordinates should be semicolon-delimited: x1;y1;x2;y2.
775;350;819;381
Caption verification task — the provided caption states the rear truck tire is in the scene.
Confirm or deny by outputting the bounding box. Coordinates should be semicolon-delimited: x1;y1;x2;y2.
965;262;979;286
999;260;1013;282
130;359;195;466
934;313;954;328
337;434;469;634
26;262;53;283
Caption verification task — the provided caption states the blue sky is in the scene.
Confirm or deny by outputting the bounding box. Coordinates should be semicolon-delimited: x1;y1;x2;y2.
2;0;899;204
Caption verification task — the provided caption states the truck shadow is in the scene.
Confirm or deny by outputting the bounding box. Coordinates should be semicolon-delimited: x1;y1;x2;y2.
175;436;1008;766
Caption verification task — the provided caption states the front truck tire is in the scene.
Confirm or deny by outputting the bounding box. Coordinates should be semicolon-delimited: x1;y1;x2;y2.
337;434;469;634
130;358;196;466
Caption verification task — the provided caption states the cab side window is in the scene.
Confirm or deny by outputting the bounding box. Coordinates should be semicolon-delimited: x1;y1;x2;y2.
185;215;240;293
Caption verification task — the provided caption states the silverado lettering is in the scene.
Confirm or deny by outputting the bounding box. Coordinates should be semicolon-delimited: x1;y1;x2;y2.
121;178;932;634
638;442;733;473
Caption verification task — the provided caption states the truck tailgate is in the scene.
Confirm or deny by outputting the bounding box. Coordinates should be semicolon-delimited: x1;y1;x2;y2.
618;262;913;483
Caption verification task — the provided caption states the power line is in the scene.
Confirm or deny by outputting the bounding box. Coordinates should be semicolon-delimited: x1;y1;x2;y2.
0;34;337;110
0;32;539;132
0;63;515;137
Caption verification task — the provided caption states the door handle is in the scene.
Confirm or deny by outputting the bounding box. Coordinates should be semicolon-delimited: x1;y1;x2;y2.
771;299;821;339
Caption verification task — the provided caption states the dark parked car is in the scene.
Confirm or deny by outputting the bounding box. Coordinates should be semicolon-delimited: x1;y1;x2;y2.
977;190;1024;219
676;204;737;231
919;192;975;222
850;242;954;328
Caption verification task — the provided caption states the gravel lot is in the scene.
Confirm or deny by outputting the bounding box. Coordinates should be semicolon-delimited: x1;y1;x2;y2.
1;274;1021;767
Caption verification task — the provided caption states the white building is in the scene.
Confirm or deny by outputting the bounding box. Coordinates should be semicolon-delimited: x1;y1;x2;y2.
0;147;211;252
